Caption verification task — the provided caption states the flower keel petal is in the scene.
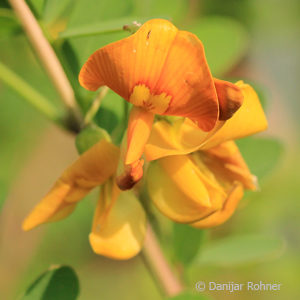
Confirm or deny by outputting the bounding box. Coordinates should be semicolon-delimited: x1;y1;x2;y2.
116;107;153;190
191;182;243;228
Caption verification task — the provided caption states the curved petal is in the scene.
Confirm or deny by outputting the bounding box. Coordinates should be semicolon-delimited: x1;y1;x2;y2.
145;118;223;161
79;19;178;99
191;182;243;228
147;155;225;223
214;78;243;121
22;139;119;231
202;81;268;149
159;156;211;208
79;19;219;131
89;181;146;260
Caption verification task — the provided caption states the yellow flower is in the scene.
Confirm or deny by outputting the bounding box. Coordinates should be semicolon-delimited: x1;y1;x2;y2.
23;19;268;259
79;19;244;189
23;138;146;260
23;82;267;257
146;81;267;227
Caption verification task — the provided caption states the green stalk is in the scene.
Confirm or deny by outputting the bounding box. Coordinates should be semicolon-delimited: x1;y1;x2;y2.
0;61;62;124
84;86;109;125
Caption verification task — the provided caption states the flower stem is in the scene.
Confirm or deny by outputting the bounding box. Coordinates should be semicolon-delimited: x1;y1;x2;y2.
0;61;62;124
142;224;184;297
8;0;82;131
84;86;109;126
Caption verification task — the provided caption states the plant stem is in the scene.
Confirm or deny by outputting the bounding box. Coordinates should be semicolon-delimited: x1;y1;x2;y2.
84;86;109;126
58;19;142;39
142;224;184;297
0;61;62;123
8;0;82;131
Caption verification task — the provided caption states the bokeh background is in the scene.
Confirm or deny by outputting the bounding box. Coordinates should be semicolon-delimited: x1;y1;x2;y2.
0;0;299;299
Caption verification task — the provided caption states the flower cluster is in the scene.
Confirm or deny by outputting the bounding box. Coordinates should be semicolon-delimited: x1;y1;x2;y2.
23;19;267;259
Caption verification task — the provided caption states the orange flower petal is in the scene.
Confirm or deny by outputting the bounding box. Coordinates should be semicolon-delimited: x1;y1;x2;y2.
214;78;243;121
145;81;267;160
191;182;243;228
126;107;154;165
79;19;178;99
89;181;146;260
116;107;153;190
155;30;219;131
79;19;219;131
22;139;119;231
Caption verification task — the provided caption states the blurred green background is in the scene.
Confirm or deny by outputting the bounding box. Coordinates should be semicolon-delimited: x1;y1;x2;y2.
0;0;299;299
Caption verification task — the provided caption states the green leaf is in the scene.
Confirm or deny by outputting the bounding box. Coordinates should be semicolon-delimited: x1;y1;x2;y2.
132;0;188;22
22;266;79;300
173;224;207;266
198;234;285;266
189;16;248;76
55;40;84;105
75;126;110;154
60;17;145;39
236;137;283;180
67;0;133;27
167;292;211;300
